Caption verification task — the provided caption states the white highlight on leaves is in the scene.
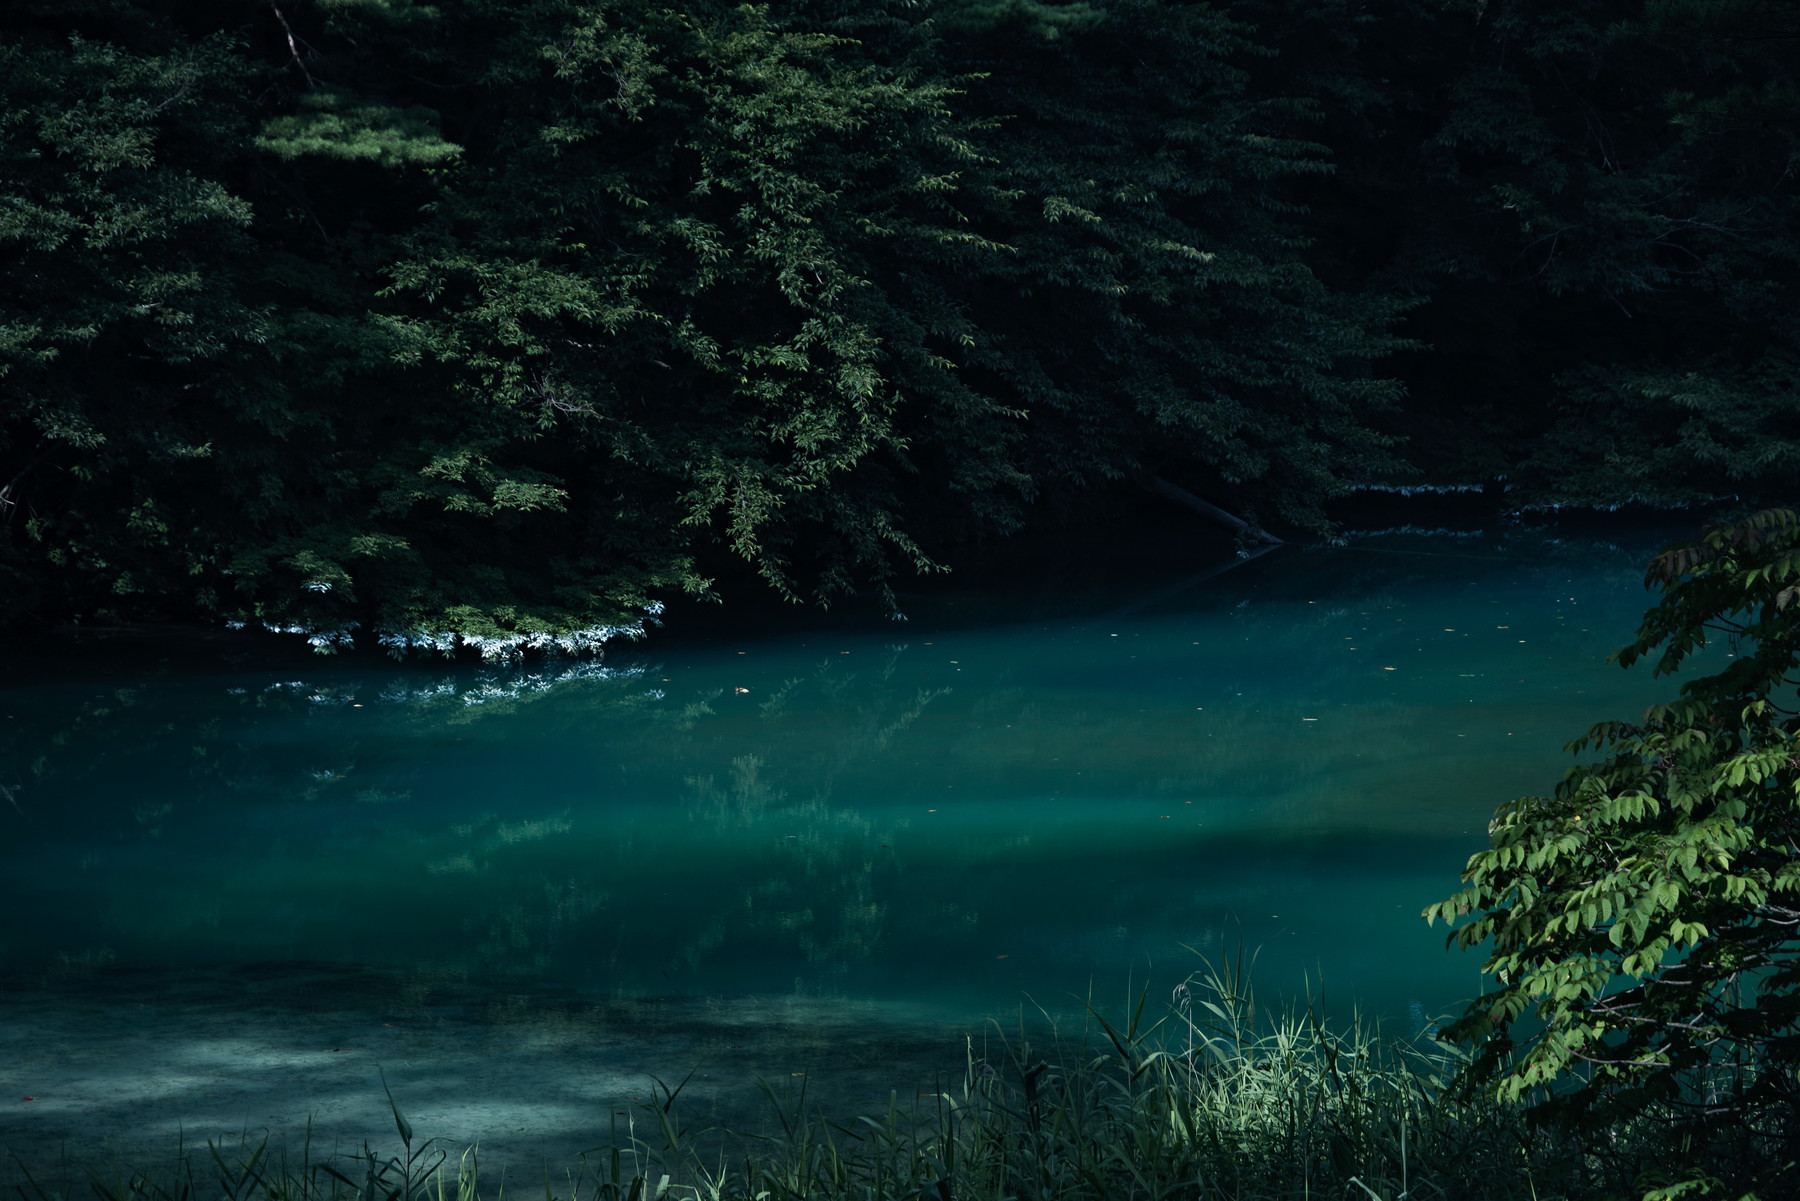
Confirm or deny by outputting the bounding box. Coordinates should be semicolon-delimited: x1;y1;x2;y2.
1352;483;1489;496
231;601;666;662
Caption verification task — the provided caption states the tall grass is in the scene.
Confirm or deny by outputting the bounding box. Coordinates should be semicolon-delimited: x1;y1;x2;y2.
3;959;1699;1201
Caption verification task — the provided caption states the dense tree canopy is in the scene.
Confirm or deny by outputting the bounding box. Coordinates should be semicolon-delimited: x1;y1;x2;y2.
3;0;1797;650
1264;0;1800;500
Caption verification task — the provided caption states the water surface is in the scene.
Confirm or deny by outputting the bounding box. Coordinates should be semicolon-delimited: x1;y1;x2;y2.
0;525;1698;1165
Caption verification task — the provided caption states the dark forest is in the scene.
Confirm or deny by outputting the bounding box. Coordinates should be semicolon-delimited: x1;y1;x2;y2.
6;0;1796;649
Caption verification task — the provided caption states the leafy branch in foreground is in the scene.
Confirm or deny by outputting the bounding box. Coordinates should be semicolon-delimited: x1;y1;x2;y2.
1427;508;1800;1188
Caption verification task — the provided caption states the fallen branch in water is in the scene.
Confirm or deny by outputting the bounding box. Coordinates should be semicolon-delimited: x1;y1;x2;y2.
1148;476;1283;545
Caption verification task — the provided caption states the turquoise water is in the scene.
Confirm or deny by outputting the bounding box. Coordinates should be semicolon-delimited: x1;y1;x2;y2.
0;525;1696;1161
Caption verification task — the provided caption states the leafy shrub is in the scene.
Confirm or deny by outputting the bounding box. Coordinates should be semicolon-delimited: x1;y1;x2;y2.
1428;508;1800;1197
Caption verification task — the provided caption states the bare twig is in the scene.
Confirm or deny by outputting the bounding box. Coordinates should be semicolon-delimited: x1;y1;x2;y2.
270;3;318;88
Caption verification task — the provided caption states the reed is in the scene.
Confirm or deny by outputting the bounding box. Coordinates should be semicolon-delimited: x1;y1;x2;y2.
2;959;1691;1201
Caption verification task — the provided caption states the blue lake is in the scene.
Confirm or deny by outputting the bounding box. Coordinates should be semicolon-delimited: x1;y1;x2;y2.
0;523;1694;1167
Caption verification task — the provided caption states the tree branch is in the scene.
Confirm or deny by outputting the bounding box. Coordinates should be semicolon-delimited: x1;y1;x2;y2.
1146;476;1283;545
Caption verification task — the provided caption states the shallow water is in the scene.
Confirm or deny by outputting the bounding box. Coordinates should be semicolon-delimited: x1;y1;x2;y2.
0;524;1700;1167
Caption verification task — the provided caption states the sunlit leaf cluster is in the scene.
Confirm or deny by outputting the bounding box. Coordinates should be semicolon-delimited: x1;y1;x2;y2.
1428;510;1800;1155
